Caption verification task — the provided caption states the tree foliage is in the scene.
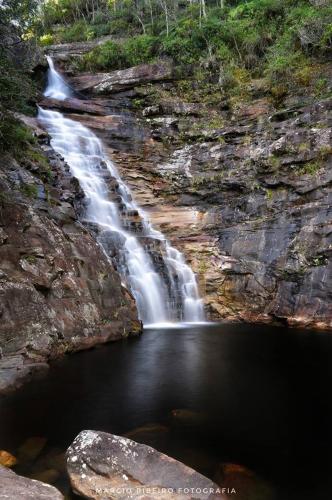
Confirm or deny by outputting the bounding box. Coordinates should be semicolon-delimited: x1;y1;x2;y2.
0;1;38;152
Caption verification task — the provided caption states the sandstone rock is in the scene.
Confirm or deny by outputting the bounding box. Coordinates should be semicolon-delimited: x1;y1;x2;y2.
112;92;332;329
37;52;332;330
16;114;49;140
214;463;274;500
0;465;63;499
0;357;49;395
309;0;330;7
70;62;175;94
47;36;117;62
67;430;224;499
0;121;141;394
0;450;17;467
143;105;161;117
0;228;8;245
39;97;109;116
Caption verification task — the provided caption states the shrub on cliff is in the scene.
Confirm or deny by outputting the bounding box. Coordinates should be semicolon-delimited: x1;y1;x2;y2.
0;4;38;153
82;35;158;70
75;0;331;83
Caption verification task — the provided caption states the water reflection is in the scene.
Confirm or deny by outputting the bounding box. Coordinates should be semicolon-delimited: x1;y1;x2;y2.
0;323;332;499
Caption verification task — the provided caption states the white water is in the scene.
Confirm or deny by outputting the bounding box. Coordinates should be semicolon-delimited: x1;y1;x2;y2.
44;56;73;100
38;58;204;325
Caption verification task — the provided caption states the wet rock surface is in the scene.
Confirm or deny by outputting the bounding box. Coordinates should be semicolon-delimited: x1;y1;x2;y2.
0;464;63;499
63;58;332;330
0;117;141;394
66;430;223;499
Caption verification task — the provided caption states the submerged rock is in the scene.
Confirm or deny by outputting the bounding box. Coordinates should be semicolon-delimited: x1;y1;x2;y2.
18;437;47;463
0;450;17;468
214;463;274;500
66;430;224;499
0;465;63;499
124;423;170;448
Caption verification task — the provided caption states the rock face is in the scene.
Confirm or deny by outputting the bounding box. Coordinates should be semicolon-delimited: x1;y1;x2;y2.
0;465;63;499
0;118;141;394
67;430;223;499
62;58;332;330
69;62;176;94
47;35;117;63
39;96;109;116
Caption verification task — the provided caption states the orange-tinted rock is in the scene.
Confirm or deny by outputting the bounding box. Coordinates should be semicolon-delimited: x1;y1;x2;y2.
214;463;274;500
0;450;17;467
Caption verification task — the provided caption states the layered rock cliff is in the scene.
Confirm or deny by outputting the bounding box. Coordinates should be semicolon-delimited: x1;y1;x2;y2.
1;42;331;396
0;119;141;394
48;53;332;330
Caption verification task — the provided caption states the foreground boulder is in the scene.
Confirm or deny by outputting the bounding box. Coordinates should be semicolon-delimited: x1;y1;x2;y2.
0;465;63;499
67;430;224;499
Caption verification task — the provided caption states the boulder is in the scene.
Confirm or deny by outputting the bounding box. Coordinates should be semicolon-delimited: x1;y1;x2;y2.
0;450;17;467
0;465;63;499
67;430;224;499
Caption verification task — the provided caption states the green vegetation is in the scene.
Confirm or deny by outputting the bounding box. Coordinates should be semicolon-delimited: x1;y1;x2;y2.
20;183;38;198
191;172;225;188
33;0;332;99
0;1;38;153
24;254;37;264
25;149;53;181
0;117;36;156
311;254;328;266
0;1;331;156
82;35;158;70
297;160;322;175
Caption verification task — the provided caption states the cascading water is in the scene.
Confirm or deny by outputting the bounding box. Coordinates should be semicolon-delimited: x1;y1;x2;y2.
44;56;73;100
38;57;205;325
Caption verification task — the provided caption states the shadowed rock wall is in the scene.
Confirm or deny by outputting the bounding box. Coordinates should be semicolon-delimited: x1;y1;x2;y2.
0;120;141;394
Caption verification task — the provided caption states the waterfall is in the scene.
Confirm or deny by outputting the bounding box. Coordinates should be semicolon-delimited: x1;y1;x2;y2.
44;55;73;100
38;57;205;325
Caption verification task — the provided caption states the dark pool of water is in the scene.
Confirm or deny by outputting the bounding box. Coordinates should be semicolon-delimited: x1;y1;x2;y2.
1;323;332;499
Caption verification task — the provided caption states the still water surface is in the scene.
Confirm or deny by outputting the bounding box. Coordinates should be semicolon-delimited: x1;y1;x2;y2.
0;323;331;499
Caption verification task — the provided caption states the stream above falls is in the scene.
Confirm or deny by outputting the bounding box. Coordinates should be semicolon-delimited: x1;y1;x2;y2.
0;323;332;499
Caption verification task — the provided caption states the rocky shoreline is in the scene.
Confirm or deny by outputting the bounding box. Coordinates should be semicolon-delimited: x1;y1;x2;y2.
1;40;331;392
1;429;272;500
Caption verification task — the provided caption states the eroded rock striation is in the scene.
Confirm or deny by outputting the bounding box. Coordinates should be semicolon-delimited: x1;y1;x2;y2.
0;118;141;394
58;58;332;330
